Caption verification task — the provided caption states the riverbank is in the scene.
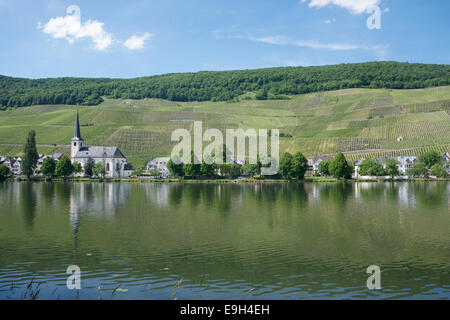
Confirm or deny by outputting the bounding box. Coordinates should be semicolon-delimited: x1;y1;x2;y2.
3;176;450;183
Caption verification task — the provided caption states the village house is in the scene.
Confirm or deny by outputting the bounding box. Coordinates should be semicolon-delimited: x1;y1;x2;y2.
36;153;64;172
312;159;322;173
0;156;8;168
354;156;418;177
396;156;418;174
0;156;23;176
353;158;366;178
306;158;314;173
146;157;171;178
0;153;65;176
312;156;332;174
71;112;134;177
443;152;450;174
235;157;246;166
0;156;17;175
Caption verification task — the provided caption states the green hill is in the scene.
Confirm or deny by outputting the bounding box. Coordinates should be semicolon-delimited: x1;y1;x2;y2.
1;61;449;108
0;86;449;168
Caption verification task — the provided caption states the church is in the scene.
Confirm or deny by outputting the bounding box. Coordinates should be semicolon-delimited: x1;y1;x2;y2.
71;112;134;177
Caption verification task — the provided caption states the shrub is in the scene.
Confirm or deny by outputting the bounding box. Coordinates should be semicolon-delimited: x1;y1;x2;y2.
358;159;385;176
55;156;73;177
430;163;447;177
318;160;330;176
0;164;11;179
419;151;442;169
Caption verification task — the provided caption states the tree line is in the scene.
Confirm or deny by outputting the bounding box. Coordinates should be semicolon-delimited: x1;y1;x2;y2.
165;150;354;180
1;61;449;108
407;152;448;177
166;151;264;179
350;151;448;178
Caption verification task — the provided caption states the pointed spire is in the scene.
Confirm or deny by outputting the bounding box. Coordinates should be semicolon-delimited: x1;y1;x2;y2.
74;111;83;140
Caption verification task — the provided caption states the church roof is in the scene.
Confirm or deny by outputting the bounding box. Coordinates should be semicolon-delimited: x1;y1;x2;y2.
74;146;126;159
74;111;83;141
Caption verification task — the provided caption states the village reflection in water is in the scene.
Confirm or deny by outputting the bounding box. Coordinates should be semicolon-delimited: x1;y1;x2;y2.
0;181;448;299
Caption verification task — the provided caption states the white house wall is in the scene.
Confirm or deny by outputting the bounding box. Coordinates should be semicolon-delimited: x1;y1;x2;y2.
74;157;131;177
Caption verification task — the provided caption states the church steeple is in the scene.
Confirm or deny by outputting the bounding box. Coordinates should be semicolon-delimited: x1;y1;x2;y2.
71;111;84;161
74;111;83;141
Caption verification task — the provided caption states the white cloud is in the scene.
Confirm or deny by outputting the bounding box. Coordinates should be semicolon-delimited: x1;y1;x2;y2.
123;33;152;50
248;35;359;51
238;34;389;58
384;7;390;13
304;0;381;15
40;5;113;51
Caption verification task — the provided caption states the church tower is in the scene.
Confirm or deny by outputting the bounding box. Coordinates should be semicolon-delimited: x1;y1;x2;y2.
71;111;84;161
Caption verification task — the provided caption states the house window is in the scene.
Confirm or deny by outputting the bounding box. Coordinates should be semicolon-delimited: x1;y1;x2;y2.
74;142;77;147
106;163;110;172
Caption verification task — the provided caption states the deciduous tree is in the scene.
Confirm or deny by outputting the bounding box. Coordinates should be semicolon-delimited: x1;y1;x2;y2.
419;151;442;169
318;160;330;176
167;157;184;177
93;161;106;178
430;163;447;177
408;162;428;177
358;159;384;176
279;152;293;179
385;158;400;178
84;157;95;177
329;152;352;179
290;152;308;179
55;156;73;178
0;164;10;179
41;157;56;177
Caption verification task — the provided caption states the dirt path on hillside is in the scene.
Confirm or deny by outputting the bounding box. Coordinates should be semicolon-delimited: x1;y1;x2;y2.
0;143;69;147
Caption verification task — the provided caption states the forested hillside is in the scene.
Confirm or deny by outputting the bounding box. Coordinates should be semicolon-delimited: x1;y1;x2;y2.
1;61;449;109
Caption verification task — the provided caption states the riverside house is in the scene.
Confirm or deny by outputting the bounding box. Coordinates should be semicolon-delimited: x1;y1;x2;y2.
0;156;22;176
396;156;418;174
354;156;418;177
146;157;171;178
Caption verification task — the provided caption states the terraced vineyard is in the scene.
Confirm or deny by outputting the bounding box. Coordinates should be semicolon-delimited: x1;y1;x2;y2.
0;86;449;167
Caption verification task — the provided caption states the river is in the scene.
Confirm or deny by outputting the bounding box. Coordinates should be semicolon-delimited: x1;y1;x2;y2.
0;181;448;299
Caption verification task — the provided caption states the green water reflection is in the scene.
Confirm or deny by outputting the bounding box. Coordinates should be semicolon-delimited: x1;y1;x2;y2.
0;181;448;299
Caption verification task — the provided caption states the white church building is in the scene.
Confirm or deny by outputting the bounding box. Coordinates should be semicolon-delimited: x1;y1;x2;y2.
71;112;134;177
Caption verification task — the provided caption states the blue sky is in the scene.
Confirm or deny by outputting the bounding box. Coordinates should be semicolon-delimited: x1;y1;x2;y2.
0;0;449;78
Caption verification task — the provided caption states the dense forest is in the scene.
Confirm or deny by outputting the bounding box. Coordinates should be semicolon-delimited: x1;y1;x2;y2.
0;61;449;109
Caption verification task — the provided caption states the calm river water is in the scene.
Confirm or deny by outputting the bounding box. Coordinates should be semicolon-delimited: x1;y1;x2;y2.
0;181;449;299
